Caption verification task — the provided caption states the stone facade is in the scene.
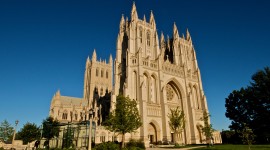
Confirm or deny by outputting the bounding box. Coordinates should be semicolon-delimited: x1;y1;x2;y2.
49;3;222;148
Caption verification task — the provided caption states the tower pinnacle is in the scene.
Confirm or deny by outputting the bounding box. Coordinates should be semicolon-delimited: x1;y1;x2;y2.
131;2;138;21
92;49;97;62
149;10;156;27
173;22;179;39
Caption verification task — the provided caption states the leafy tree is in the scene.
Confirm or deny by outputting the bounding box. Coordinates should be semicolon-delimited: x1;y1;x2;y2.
250;67;270;143
200;111;214;146
42;117;60;141
239;123;255;150
0;120;13;143
167;106;185;145
225;67;270;143
16;122;40;144
104;95;142;148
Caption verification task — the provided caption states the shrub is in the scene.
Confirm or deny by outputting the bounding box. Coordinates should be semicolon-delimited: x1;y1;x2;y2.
174;143;181;148
94;141;119;150
126;139;145;149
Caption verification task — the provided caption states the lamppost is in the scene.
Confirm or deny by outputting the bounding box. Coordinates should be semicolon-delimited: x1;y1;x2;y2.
12;120;19;149
88;108;94;150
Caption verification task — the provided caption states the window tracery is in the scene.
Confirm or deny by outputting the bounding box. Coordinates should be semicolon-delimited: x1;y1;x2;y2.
166;84;175;101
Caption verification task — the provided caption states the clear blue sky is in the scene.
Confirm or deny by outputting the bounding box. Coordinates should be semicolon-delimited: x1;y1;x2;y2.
0;0;269;131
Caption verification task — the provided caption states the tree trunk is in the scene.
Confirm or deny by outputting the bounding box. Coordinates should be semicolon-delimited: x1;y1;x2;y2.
121;133;125;148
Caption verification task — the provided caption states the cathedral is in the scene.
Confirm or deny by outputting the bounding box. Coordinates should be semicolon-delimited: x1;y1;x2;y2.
49;3;221;148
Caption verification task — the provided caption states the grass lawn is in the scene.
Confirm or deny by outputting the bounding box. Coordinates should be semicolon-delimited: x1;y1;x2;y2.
191;144;270;150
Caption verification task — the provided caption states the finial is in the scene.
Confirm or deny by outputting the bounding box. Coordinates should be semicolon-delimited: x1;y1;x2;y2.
109;54;113;64
161;31;164;42
92;49;97;61
186;28;191;41
173;22;179;39
150;10;156;26
56;89;61;98
131;2;138;21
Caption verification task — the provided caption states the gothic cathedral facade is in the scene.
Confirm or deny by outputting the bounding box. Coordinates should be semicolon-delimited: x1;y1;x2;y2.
113;3;208;145
49;3;221;148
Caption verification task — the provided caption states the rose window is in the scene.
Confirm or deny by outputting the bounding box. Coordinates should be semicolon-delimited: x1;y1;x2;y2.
166;84;174;101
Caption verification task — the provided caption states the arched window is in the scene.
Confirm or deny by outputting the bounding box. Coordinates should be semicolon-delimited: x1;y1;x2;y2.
101;69;104;78
142;73;149;102
139;28;143;43
147;32;150;46
80;112;83;120
100;88;104;96
132;71;137;99
74;113;78;121
70;111;73;121
106;71;108;78
150;75;157;103
62;110;68;120
193;86;199;109
96;68;99;77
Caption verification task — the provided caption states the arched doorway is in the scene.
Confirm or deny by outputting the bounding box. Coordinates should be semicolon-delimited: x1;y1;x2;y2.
148;123;157;144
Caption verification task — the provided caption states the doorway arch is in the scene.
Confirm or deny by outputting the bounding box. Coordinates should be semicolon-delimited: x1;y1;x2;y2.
148;120;161;144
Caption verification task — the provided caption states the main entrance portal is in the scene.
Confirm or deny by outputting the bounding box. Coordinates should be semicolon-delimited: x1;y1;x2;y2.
148;123;157;144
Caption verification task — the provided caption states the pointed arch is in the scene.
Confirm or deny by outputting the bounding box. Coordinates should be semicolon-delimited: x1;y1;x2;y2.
62;110;68;120
147;31;151;47
132;70;138;100
142;72;150;102
148;119;162;143
96;68;99;77
192;84;201;109
163;78;186;104
150;73;158;103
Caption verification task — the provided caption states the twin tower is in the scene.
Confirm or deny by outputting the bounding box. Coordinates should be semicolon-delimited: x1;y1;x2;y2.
50;3;214;147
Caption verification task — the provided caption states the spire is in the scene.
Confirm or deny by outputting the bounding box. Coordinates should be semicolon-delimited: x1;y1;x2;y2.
173;22;179;39
117;34;121;50
92;49;97;62
86;56;90;68
167;34;170;49
143;14;146;22
161;32;165;43
109;54;113;64
149;10;156;27
182;33;185;39
186;28;192;42
119;14;125;33
160;32;165;49
131;2;138;21
56;89;61;99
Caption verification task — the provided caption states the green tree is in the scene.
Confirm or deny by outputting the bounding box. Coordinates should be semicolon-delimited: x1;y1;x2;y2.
168;106;185;145
225;88;253;131
200;111;214;146
225;67;270;143
239;123;255;150
104;95;142;148
0;120;13;143
250;67;270;143
16;122;40;144
42;117;60;142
